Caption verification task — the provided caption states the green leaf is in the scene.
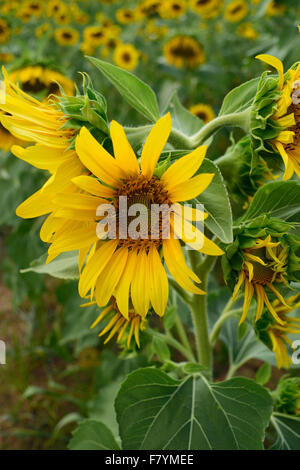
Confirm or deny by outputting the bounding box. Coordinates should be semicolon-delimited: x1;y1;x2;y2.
68;419;120;450
88;56;160;122
270;413;300;450
242;181;300;223
166;92;203;136
196;159;233;243
115;367;273;450
219;77;260;116
152;336;171;362
256;363;272;386
21;251;79;280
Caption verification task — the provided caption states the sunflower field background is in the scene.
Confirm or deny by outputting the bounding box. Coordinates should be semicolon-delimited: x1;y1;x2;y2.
0;0;300;451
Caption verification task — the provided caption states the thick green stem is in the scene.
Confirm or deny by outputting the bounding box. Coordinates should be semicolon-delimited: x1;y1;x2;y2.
188;251;217;374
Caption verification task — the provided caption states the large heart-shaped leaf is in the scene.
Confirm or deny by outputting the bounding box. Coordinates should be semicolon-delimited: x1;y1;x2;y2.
115;368;273;450
219;77;260;116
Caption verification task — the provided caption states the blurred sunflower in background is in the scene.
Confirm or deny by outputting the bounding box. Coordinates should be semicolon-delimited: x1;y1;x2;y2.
0;18;10;43
163;35;205;68
54;26;79;46
189;103;215;123
224;0;248;23
113;43;140;70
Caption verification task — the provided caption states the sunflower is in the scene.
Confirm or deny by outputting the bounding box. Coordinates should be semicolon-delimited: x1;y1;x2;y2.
35;23;51;38
54;27;79;46
0;52;13;63
266;1;286;16
237;22;258;40
8;66;74;99
23;0;43;17
256;54;300;179
90;298;147;348
137;0;163;17
115;8;137;24
113;44;139;71
232;235;290;326
159;0;187;19
83;26;107;47
164;36;205;69
46;114;223;320
224;0;248;23
46;0;66;17
189;0;220;17
256;295;300;369
0;69;81;218
189;103;215;123
55;11;71;25
0;18;10;43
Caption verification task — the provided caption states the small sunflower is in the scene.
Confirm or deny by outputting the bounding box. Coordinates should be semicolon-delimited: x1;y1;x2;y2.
189;103;215;123
164;36;205;69
83;26;107;47
47;114;223;320
54;27;79;46
159;0;187;19
0;18;10;43
113;44;140;71
189;0;220;17
256;295;300;369
8;66;74;99
137;0;163;18
232;235;290;325
23;0;43;17
237;22;258;40
266;1;286;16
115;8;137;24
90;298;147;348
224;0;248;23
255;54;300;179
46;0;65;17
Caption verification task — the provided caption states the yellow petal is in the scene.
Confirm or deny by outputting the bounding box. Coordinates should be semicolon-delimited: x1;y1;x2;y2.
115;251;138;319
131;249;150;316
95;248;128;307
72;175;115;198
167;173;214;202
148;246;169;317
256;54;284;89
110;120;140;175
141;113;171;178
161;145;207;191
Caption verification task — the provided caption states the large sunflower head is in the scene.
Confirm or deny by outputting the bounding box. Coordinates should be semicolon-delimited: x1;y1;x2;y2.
251;54;300;180
255;295;300;370
46;114;223;321
163;35;205;69
222;217;300;326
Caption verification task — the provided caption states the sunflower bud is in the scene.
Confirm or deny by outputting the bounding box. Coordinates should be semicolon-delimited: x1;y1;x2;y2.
273;376;300;415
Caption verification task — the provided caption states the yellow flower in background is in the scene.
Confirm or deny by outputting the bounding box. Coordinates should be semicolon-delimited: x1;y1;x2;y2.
35;23;51;38
113;43;140;70
266;1;286;17
47;114;223;320
256;54;300;179
23;0;43;18
8;66;74;98
90;298;147;348
189;0;221;17
46;0;66;18
0;18;10;43
266;296;300;369
164;36;205;68
232;235;289;326
237;22;258;40
115;8;137;24
159;0;187;19
0;52;13;63
55;10;71;25
137;0;163;18
83;25;107;46
224;0;248;23
54;27;79;46
189;103;215;123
